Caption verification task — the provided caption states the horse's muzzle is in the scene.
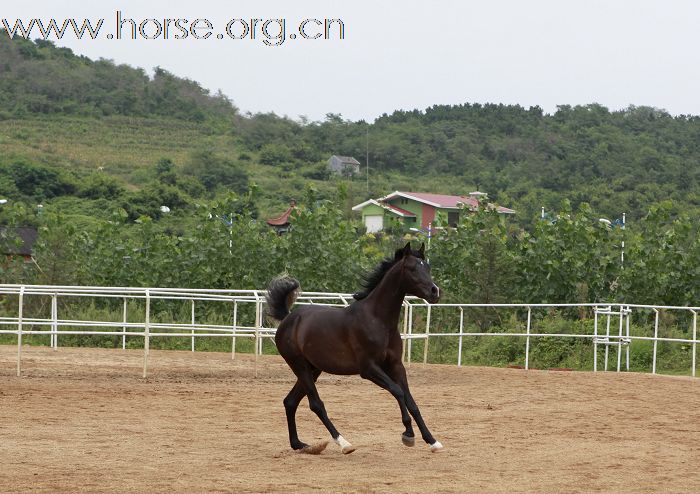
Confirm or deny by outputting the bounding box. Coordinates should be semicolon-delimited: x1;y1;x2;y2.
427;284;440;304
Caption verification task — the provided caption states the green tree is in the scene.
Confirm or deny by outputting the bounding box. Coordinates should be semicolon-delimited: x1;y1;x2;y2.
183;149;248;194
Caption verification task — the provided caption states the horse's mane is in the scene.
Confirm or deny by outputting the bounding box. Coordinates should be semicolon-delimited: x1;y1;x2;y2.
352;258;397;300
352;246;425;300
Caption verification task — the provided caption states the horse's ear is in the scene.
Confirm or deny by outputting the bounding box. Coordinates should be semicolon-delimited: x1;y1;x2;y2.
418;243;425;257
395;242;412;260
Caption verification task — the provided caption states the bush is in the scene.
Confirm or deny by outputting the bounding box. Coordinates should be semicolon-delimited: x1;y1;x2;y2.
183;149;248;194
0;161;77;200
78;173;125;199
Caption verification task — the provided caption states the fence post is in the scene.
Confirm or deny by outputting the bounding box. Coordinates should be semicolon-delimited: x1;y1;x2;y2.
231;300;238;360
457;307;464;367
593;307;599;372
604;310;611;371
16;286;25;377
617;305;624;372
122;297;128;350
652;308;659;375
407;304;414;366
422;303;431;364
190;299;195;352
691;310;697;378
525;307;532;370
142;289;150;378
625;306;631;371
254;291;261;378
51;293;58;350
401;301;409;363
257;298;264;356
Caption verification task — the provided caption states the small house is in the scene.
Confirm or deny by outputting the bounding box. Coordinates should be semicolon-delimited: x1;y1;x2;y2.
328;155;361;176
266;200;297;234
352;191;514;233
0;226;38;261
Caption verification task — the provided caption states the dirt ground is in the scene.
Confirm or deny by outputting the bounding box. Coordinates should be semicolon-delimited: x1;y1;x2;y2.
1;345;699;493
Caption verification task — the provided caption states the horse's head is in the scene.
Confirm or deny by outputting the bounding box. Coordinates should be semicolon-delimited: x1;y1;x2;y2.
397;242;440;304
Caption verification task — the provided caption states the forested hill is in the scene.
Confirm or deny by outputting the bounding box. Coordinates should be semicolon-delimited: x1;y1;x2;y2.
235;101;700;220
1;32;699;222
0;32;238;122
306;103;700;219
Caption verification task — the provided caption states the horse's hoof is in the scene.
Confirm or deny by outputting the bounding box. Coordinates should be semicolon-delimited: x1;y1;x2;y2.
430;440;444;453
299;441;329;455
401;433;415;447
334;434;356;454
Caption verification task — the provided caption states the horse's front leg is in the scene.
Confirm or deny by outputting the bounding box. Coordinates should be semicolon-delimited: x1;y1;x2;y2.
387;359;443;452
360;362;432;450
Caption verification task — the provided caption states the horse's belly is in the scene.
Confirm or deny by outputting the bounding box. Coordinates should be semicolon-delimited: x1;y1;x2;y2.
300;333;359;375
315;362;358;375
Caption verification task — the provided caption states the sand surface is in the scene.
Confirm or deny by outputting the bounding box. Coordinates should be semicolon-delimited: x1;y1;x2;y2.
1;345;699;493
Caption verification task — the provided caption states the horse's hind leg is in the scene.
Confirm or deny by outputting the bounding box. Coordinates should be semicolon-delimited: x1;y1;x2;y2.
283;380;309;450
283;369;327;453
297;367;355;454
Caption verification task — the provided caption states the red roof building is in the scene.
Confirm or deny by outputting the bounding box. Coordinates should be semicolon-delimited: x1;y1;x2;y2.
266;201;297;233
352;191;514;233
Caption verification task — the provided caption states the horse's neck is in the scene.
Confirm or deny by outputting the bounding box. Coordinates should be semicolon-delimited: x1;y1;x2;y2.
364;265;405;328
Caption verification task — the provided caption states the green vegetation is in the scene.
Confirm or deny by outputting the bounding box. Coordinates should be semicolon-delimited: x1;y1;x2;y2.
0;34;698;372
1;34;699;224
0;197;697;375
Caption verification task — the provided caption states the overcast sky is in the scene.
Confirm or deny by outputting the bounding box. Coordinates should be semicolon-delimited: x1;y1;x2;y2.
4;0;700;122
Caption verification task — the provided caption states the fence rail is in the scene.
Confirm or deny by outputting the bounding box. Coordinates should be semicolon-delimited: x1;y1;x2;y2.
0;284;697;378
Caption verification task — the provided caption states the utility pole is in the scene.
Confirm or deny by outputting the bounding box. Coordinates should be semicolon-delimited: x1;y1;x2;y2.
621;212;626;269
366;125;369;193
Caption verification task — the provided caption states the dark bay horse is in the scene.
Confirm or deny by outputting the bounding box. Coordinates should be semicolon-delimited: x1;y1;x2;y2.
266;242;443;454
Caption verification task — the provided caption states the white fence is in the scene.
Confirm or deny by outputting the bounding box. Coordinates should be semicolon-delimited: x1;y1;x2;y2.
0;284;697;378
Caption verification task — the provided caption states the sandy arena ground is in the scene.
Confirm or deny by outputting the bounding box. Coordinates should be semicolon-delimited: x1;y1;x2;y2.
1;345;699;493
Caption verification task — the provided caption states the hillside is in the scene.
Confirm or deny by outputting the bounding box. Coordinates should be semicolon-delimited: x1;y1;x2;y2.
0;34;237;122
1;33;699;225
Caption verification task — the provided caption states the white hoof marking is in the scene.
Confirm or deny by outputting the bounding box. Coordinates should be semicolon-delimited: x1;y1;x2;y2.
334;435;356;454
430;440;444;452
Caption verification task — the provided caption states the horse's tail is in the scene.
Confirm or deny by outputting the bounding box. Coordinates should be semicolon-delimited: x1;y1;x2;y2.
265;276;300;321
